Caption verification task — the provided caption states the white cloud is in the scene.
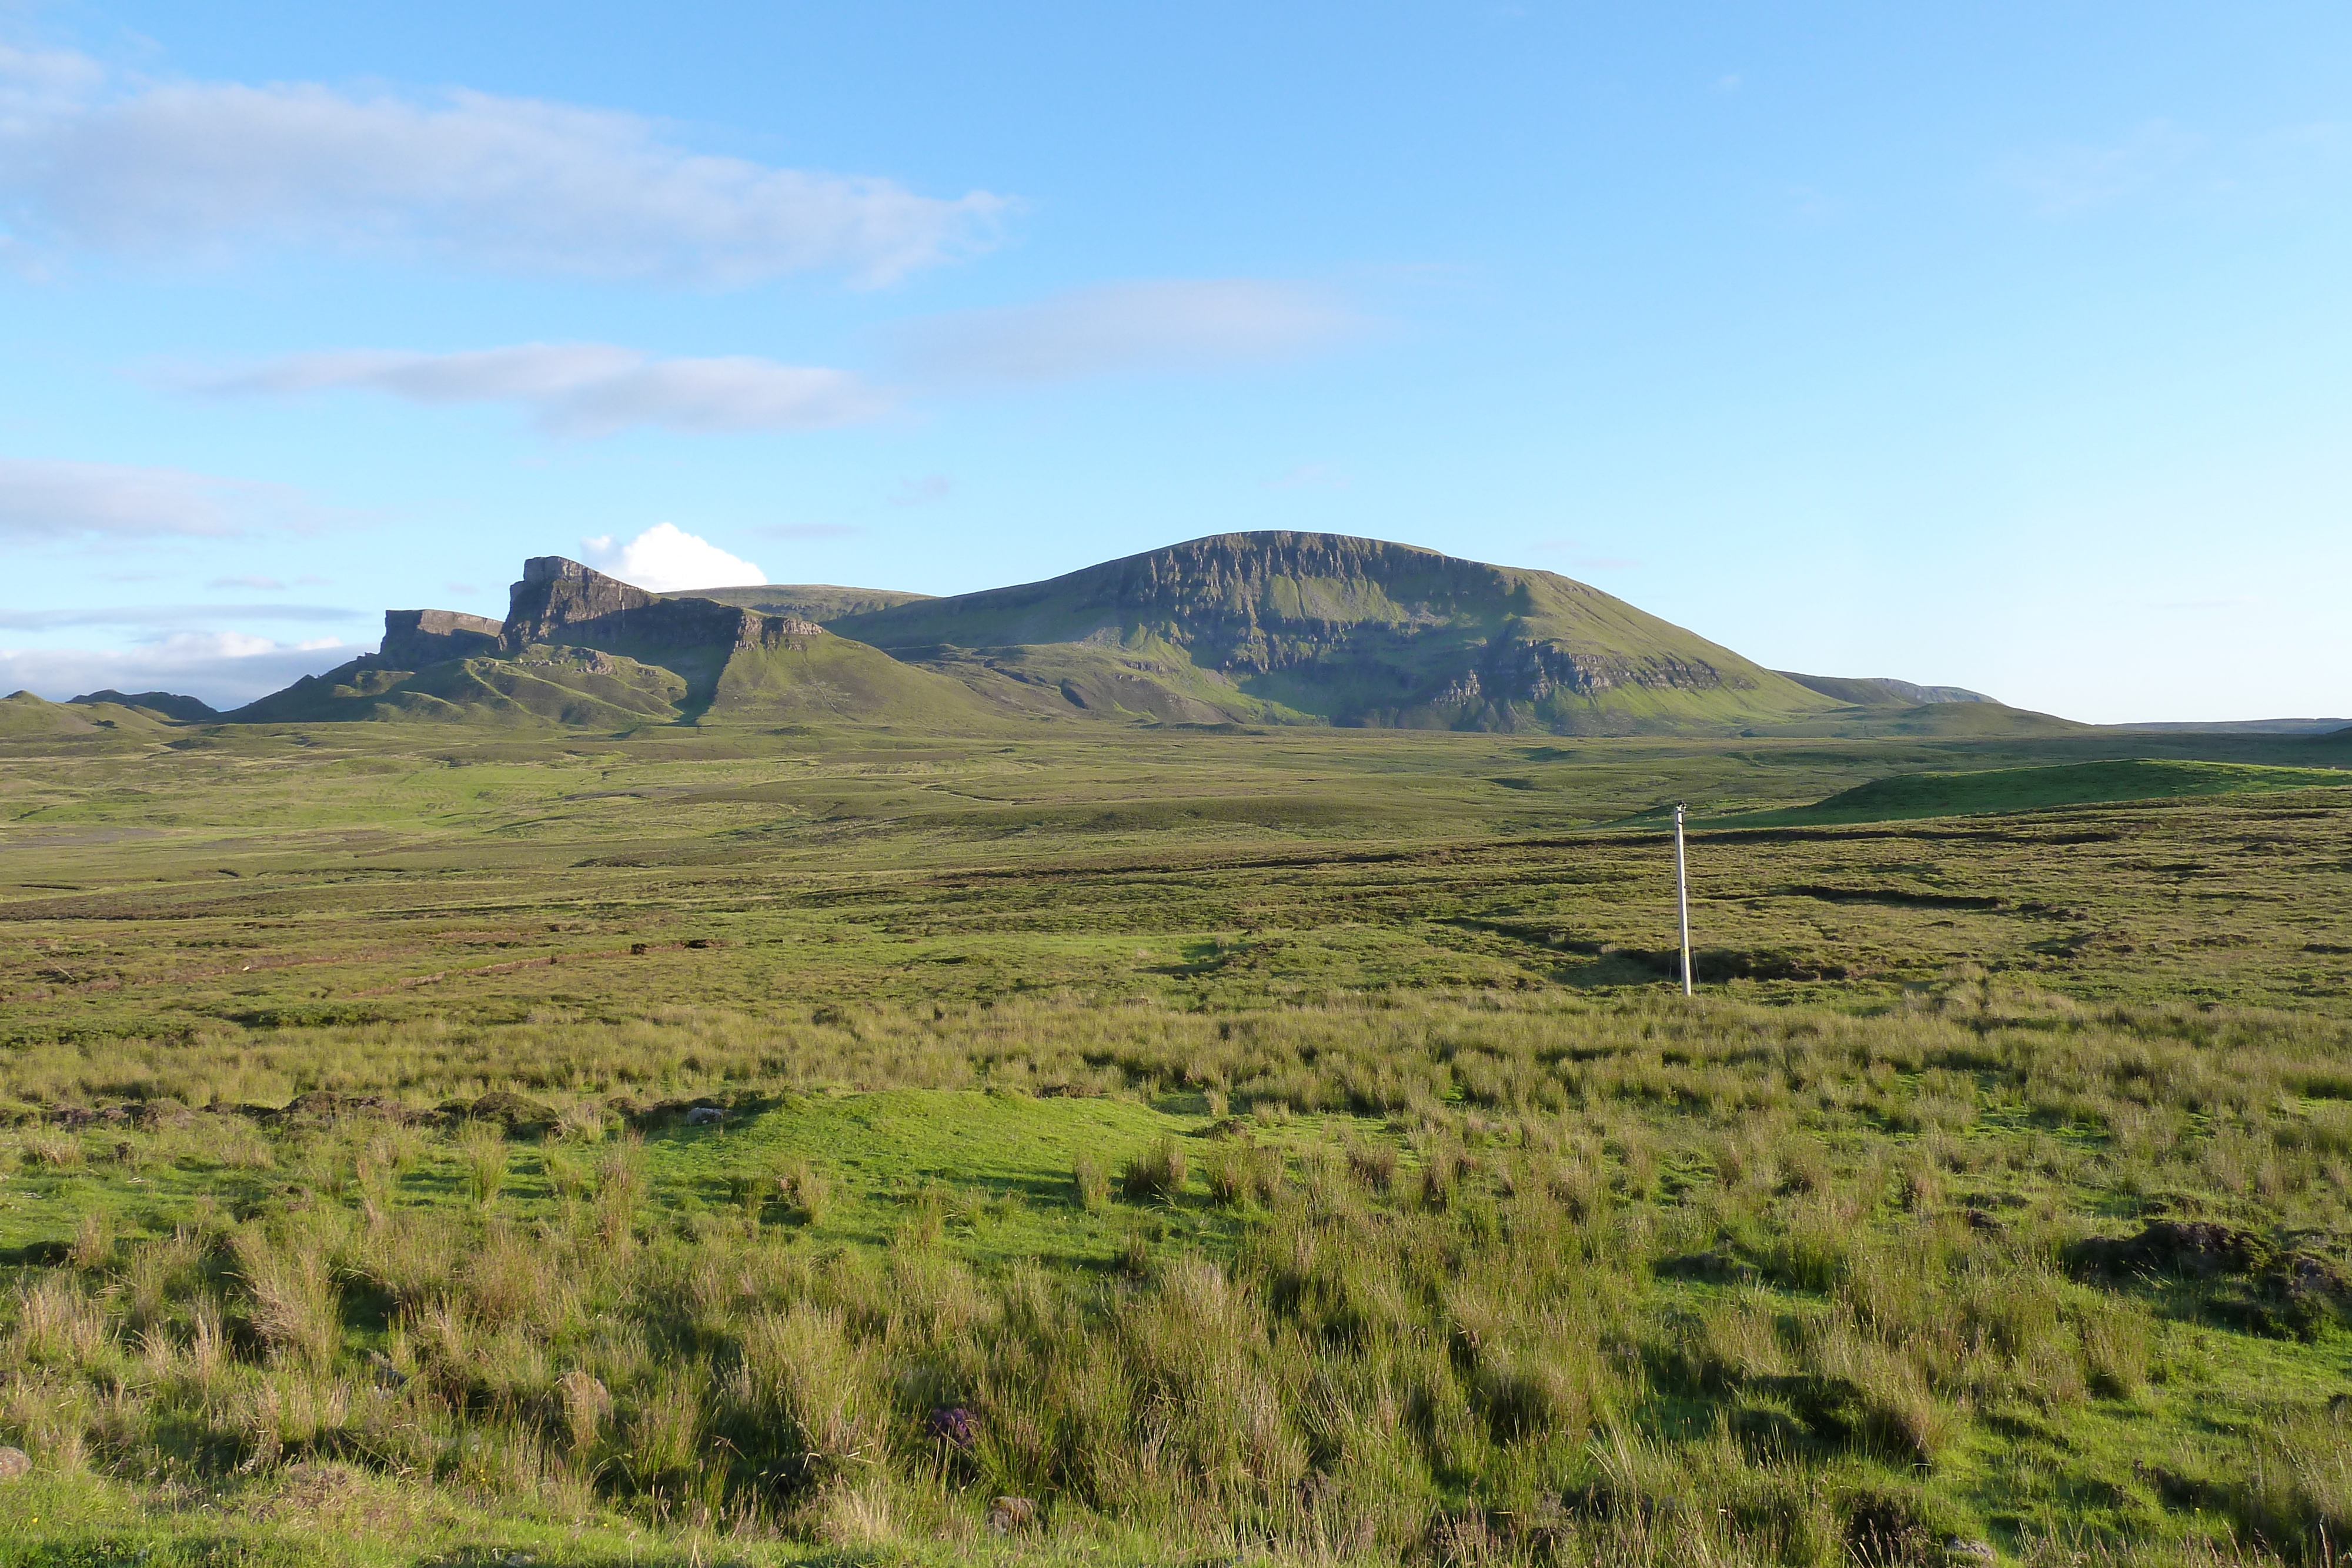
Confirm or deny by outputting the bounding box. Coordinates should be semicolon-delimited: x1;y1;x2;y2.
0;457;322;541
0;631;360;708
580;523;766;592
201;343;887;437
0;51;1005;286
898;279;1363;384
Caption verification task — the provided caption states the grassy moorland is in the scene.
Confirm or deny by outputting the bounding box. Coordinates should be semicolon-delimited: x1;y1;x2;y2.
2;716;2350;1566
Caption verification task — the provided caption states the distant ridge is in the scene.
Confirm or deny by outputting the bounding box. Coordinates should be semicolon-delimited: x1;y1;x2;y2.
1775;672;1995;707
2114;718;2352;735
68;689;219;723
207;533;2108;736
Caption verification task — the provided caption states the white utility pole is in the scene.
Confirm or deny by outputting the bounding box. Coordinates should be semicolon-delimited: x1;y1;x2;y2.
1673;803;1693;997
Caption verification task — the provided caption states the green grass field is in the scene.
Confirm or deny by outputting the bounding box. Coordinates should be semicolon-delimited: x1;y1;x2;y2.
3;716;2351;1565
1722;759;2351;826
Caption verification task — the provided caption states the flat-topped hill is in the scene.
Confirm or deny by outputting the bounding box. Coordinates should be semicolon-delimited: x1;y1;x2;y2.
830;530;1843;734
136;533;2146;736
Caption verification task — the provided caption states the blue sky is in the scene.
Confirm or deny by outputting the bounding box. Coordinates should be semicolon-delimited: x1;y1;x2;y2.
3;2;2347;720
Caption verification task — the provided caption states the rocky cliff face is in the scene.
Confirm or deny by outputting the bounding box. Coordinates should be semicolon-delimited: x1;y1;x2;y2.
380;610;505;668
502;557;822;657
832;532;1783;726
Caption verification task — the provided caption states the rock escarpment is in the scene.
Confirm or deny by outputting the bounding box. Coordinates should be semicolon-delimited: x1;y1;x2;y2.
380;610;505;668
501;556;823;660
832;531;1836;733
228;556;995;729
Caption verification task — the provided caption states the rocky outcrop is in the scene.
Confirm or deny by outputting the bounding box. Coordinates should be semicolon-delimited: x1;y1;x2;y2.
502;557;821;658
380;610;505;668
830;531;1805;731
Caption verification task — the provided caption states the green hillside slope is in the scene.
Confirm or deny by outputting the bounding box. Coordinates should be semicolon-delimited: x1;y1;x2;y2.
832;531;1844;734
229;647;690;728
1732;758;2350;825
0;692;172;737
66;689;219;723
678;584;935;621
1775;671;1995;706
704;631;1025;727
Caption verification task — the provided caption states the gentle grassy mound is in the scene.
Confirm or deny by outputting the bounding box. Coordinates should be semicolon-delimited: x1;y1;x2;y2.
1741;758;2348;825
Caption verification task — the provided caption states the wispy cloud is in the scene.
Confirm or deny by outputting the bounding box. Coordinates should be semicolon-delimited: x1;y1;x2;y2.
0;631;358;708
1268;463;1347;490
0;457;323;541
897;279;1363;385
2004;121;2206;214
197;344;888;437
887;474;953;507
206;574;286;590
0;48;1005;286
580;523;766;593
0;603;359;631
2002;119;2352;215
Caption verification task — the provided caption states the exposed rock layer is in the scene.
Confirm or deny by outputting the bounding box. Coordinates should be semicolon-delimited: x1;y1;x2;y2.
380;610;504;668
503;557;823;660
831;531;1828;732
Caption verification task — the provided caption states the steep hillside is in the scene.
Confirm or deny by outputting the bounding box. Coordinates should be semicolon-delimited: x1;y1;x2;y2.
229;646;690;728
830;531;1843;734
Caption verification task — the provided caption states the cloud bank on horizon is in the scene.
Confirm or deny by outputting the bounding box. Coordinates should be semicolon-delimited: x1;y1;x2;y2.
0;631;359;710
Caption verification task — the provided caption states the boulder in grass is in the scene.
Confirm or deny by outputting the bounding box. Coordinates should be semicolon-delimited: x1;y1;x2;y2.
685;1105;726;1126
986;1496;1036;1534
0;1445;29;1480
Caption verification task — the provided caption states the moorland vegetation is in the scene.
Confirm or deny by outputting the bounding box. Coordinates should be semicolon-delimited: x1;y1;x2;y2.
3;535;2350;1566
